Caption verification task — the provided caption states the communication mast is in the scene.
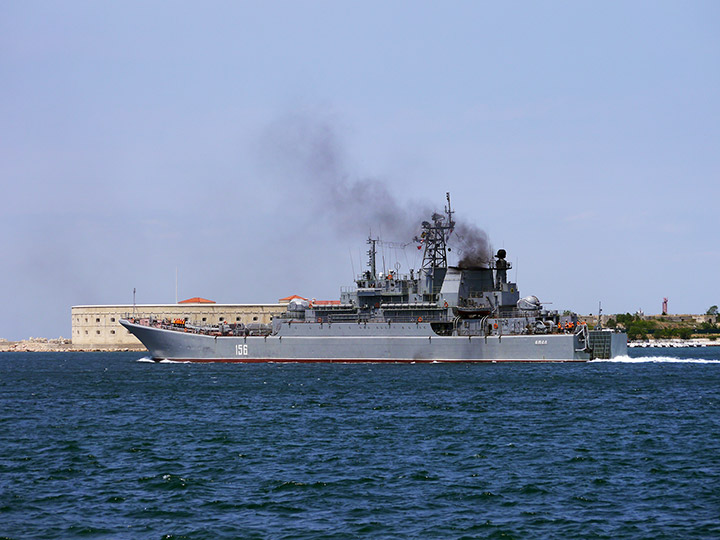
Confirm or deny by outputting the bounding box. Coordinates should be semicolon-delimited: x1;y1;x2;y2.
414;192;456;299
415;192;455;271
367;237;377;279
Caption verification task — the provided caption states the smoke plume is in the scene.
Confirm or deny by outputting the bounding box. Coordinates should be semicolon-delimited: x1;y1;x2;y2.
258;113;430;242
258;113;491;262
453;221;492;268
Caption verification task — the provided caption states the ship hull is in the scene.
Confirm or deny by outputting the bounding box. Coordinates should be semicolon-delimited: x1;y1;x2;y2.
121;320;627;363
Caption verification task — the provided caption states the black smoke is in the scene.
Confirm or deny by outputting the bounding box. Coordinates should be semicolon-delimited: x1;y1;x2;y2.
453;221;492;268
258;113;491;260
258;113;432;242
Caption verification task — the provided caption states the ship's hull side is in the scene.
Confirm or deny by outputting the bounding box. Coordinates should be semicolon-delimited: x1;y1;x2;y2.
121;320;627;362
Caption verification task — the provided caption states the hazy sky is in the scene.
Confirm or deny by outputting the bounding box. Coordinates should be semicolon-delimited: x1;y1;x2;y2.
2;1;719;340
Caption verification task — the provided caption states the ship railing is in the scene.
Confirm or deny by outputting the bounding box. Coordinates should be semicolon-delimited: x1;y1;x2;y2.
124;315;273;337
326;314;447;324
380;302;441;308
276;313;306;320
123;314;160;327
310;304;356;310
496;308;544;320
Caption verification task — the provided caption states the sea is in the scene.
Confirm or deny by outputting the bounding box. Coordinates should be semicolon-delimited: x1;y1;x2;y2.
1;349;719;540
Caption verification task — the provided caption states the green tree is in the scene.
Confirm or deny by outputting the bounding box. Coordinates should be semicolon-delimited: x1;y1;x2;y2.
677;327;693;340
627;325;645;341
700;321;717;331
707;305;718;315
626;319;657;340
616;313;636;327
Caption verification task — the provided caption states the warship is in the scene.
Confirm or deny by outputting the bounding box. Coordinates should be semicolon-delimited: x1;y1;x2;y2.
121;194;626;362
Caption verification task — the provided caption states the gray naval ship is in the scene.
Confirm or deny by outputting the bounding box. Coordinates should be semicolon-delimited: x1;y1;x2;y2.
121;194;626;362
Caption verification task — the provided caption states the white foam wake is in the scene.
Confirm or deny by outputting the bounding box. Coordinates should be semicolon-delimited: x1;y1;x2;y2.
592;355;720;364
135;356;191;363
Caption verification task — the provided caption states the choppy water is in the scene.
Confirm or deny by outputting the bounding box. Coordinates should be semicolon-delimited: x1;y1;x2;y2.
1;349;720;539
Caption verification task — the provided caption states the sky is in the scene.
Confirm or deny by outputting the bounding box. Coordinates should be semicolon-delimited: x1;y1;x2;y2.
1;1;719;340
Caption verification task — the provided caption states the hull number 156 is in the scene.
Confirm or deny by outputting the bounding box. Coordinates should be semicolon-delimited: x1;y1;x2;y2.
235;344;248;356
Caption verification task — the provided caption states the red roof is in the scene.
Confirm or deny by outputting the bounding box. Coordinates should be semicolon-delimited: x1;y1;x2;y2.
178;297;216;304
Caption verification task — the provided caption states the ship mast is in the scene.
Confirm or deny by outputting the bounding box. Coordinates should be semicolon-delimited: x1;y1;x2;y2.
367;237;377;282
414;192;455;299
415;192;455;271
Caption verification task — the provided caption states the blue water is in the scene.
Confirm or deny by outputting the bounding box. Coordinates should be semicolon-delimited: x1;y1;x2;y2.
1;350;719;539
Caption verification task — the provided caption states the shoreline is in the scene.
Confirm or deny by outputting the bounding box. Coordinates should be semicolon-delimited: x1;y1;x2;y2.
0;339;147;353
628;338;719;348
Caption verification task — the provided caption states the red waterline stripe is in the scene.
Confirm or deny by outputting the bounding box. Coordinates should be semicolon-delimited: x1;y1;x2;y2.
154;358;588;364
